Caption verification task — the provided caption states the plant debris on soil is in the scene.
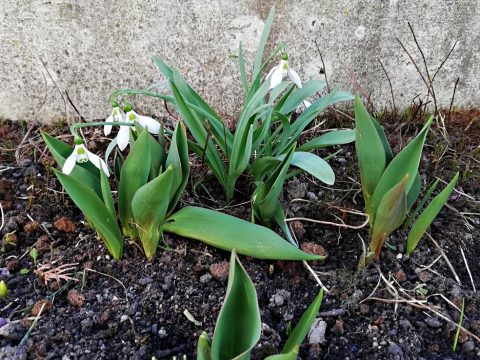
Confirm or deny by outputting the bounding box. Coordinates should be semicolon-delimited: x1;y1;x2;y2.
0;111;479;359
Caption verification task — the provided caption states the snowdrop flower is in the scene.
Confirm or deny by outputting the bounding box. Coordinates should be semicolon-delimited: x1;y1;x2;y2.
116;102;161;152
63;137;109;176
104;101;125;136
266;54;303;89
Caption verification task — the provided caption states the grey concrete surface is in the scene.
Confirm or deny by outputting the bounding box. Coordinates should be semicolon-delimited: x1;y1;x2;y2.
0;0;479;122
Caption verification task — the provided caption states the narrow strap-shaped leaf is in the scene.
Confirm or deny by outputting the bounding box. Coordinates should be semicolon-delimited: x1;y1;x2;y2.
291;152;335;185
370;175;409;260
354;97;386;209
279;80;326;114
170;80;227;188
164;207;324;261
211;250;261;360
196;332;212;360
165;122;190;214
253;6;275;79
404;178;440;230
297;129;355;152
407;173;459;253
99;166;116;220
370;117;433;222
132;166;174;260
53;169;123;259
118;130;152;235
238;42;249;95
227;124;254;199
282;289;324;353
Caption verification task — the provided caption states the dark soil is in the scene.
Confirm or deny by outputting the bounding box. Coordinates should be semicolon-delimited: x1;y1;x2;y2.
0;114;479;360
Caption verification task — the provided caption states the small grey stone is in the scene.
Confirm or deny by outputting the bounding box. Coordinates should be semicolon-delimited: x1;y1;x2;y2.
426;317;442;328
274;294;284;307
158;327;167;338
0;323;24;341
308;319;327;345
388;342;403;357
151;323;158;334
0;345;27;360
399;319;412;329
138;277;153;286
200;274;212;284
462;340;475;353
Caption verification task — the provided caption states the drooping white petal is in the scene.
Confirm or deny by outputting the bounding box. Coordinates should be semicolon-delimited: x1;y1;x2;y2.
136;114;160;134
287;67;302;88
266;65;278;80
269;66;284;89
117;125;131;151
62;147;78;175
104;112;114;136
86;149;110;177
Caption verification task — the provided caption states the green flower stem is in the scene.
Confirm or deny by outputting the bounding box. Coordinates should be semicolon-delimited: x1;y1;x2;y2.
70;122;134;139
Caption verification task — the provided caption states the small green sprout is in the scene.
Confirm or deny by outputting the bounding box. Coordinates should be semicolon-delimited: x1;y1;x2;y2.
29;247;39;266
0;280;7;299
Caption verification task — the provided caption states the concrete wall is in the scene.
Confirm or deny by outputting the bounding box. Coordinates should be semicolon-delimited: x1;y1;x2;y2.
1;0;479;122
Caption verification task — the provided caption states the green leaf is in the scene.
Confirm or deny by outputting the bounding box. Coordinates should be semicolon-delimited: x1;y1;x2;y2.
20;268;30;275
165;122;190;214
197;331;212;360
41;132;102;196
407;173;459;253
211;251;261;360
132;165;174;260
354;97;386;210
297;129;355;152
282;289;324;354
253;6;275;80
99;166;116;219
370;116;394;164
291;152;335;185
238;42;248;95
279;80;326;114
118;130;152;236
264;347;299;360
370;175;409;260
370;117;433;222
164;207;324;261
253;145;295;226
53;169;123;259
404;178;440;230
406;172;421;212
227;124;254;200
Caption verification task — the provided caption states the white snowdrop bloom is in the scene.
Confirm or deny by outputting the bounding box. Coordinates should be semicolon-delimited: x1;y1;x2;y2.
62;138;109;176
104;101;125;136
266;54;303;89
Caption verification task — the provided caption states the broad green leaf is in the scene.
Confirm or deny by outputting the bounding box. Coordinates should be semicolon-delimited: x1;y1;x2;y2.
197;331;212;360
406;172;421;212
279;80;326;114
354;97;386;210
165;122;190;214
42;132;101;196
265;348;299;360
370;175;409;260
371;116;394;164
118;130;152;236
148;125;164;180
99;166;116;219
132;166;174;260
407;173;459;253
282;289;324;353
164;207;324;261
53;169;123;259
211;251;261;360
291;152;335;185
253;6;275;79
370;117;433;222
297;129;355;152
